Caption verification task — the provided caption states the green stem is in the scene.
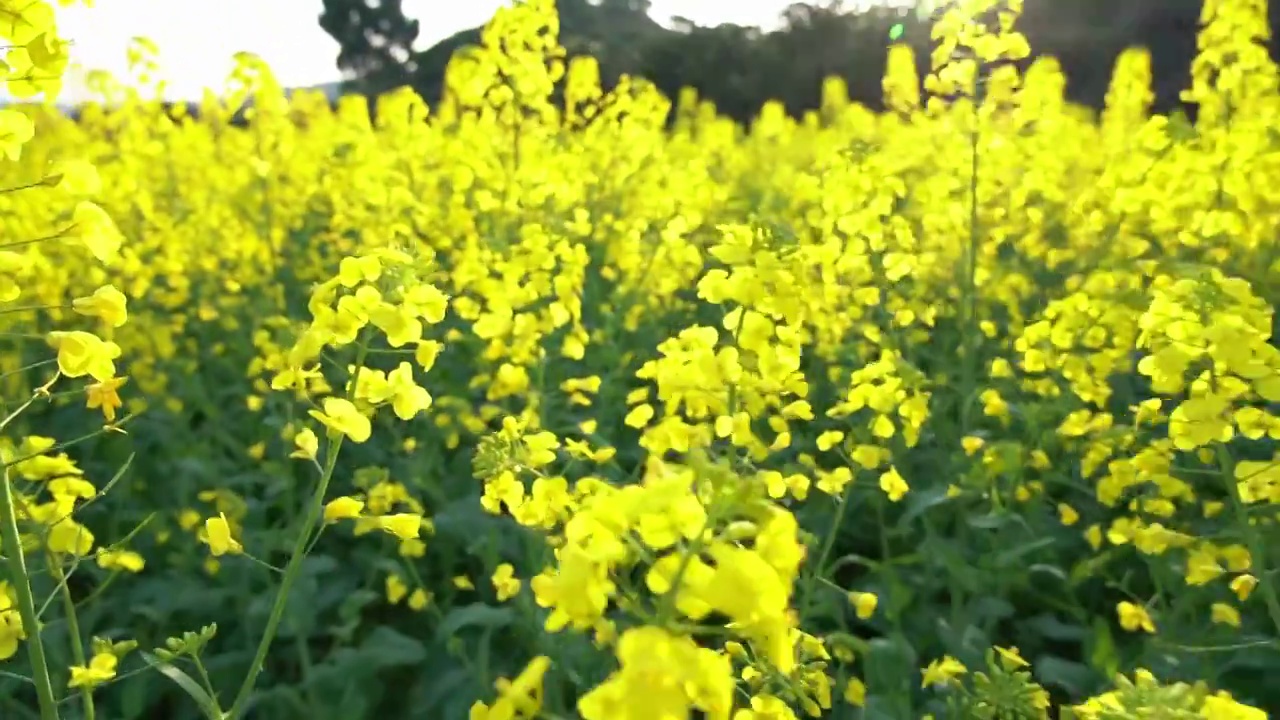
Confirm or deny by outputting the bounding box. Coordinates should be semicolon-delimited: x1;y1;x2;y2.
0;468;59;720
225;342;368;719
49;561;92;720
658;507;718;624
4;421;132;471
923;514;967;631
0;305;70;317
0;232;66;252
226;430;344;719
3;180;50;194
800;480;854;619
872;497;907;643
292;634;320;712
192;655;219;707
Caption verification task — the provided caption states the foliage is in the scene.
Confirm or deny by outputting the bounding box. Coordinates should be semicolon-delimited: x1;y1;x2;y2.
321;0;1280;124
318;0;424;98
0;0;1279;720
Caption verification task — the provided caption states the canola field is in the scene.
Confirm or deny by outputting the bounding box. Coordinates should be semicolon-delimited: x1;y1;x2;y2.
1;0;1279;718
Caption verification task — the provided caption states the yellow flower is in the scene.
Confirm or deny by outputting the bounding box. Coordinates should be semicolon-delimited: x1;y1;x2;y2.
816;430;845;451
0;609;23;660
469;656;550;720
1057;503;1079;526
67;201;124;263
1084;524;1103;550
1200;693;1267;720
309;397;371;443
48;519;94;556
1211;602;1241;628
386;361;432;420
1117;601;1155;633
921;655;967;687
994;646;1030;670
291;428;319;461
46;330;121;382
843;677;866;707
202;513;242;557
46;158;102;195
1185;547;1225;585
415;340;443;371
85;376;127;422
337;255;381;287
96;548;145;573
0;108;35;161
871;413;896;438
492;563;522;602
0;250;30;302
847;591;878;620
1;583;26;661
623;403;653;428
405;283;449;323
72;284;128;327
734;694;794;719
1231;574;1258;601
408;588;432;611
68;652;118;689
880;465;909;502
379;513;421;540
850;444;885;469
369;301;422;347
385;573;408;604
323;496;364;522
0;1;53;46
961;435;985;455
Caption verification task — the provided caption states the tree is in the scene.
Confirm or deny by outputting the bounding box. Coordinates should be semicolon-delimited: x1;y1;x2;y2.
319;0;423;97
318;0;1280;125
636;22;771;123
763;2;917;115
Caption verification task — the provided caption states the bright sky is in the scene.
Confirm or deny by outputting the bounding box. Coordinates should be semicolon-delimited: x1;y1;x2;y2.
46;0;825;104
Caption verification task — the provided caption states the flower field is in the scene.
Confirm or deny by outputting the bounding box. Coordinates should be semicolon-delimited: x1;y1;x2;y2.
2;0;1280;718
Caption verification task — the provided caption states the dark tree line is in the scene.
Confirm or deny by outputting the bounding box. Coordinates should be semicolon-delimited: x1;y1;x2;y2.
318;0;1270;123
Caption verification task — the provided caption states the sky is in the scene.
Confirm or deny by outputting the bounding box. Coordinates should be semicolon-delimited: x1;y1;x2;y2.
45;0;831;104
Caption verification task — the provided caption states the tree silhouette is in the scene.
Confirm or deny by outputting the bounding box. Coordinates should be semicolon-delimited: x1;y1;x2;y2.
316;0;1280;125
319;0;423;97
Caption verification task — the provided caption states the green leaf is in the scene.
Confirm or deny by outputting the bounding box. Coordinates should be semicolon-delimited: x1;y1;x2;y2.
432;498;516;554
994;537;1056;568
898;485;952;526
416;666;476;712
1028;563;1069;583
358;625;427;668
142;652;224;720
864;636;917;696
1023;613;1086;642
437;602;515;639
1087;616;1120;679
1033;654;1099;696
1167;110;1198;142
1070;550;1116;587
338;588;380;622
970;596;1015;624
965;510;1014;530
